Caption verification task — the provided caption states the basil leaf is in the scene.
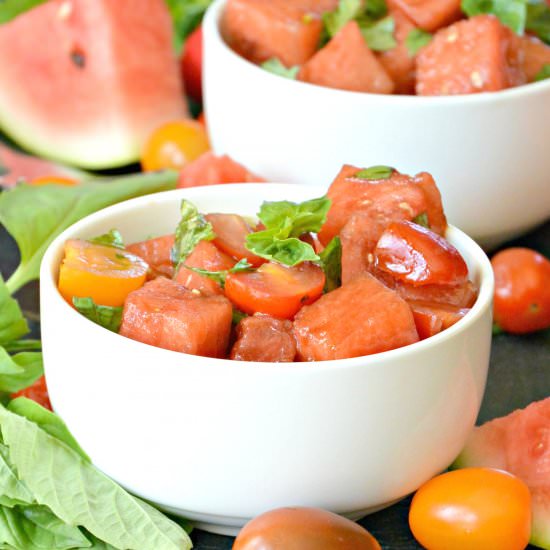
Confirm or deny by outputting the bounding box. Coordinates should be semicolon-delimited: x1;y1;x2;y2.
461;0;527;34
261;58;299;79
88;229;124;250
232;309;248;325
405;28;432;56
412;212;430;228
535;63;550;81
246;234;320;266
527;2;550;44
171;199;215;274
0;349;42;394
8;398;90;462
0;276;28;346
0;0;48;24
165;0;213;53
72;298;123;334
360;16;397;51
0;171;178;294
0;443;34;507
2;340;41;353
183;258;252;289
319;237;342;292
355;165;395;180
364;0;388;19
0;405;192;550
323;0;363;37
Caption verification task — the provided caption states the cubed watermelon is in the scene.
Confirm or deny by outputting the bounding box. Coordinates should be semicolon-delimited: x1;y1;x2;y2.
387;0;462;32
409;300;470;339
520;35;550;82
416;15;526;95
298;21;395;94
127;234;175;279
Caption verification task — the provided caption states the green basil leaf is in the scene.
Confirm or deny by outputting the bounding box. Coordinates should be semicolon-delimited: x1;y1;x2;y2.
0;0;48;24
0;276;28;346
364;0;388;19
171;199;215;274
461;0;527;34
246;234;320;266
232;309;248;325
405;28;432;56
165;0;213;53
261;58;299;80
0;405;192;550
0;171;178;294
412;212;430;228
355;165;395;180
0;443;34;507
72;298;123;334
0;349;42;394
527;2;550;44
2;340;41;353
319;236;342;292
535;63;550;81
183;258;253;289
360;16;397;51
80;530;118;549
88;229;124;250
323;0;363;37
8;398;90;462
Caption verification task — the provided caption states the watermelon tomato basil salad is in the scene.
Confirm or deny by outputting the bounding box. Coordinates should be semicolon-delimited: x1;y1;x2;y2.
58;164;477;361
222;0;550;95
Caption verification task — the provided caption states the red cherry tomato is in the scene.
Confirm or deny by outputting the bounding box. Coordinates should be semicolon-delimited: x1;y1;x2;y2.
11;376;52;410
409;468;531;550
492;247;550;334
225;261;325;319
181;26;203;102
233;507;381;550
374;220;468;286
206;213;265;267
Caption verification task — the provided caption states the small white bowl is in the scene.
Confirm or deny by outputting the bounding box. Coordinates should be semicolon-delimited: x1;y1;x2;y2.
203;0;550;248
40;184;494;535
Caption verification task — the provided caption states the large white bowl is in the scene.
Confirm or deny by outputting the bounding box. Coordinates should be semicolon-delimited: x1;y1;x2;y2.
203;0;550;248
40;184;494;535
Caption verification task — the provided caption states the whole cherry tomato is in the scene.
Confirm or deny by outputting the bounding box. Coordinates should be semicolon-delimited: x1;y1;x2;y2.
141;120;210;172
492;247;550;334
409;468;531;550
11;376;52;410
181;26;203;102
233;507;381;550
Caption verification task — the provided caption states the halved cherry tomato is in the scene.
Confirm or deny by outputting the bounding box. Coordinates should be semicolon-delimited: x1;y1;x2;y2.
409;468;531;550
30;175;78;186
58;239;148;307
409;300;470;339
492;247;550;334
11;376;52;410
181;26;203;102
206;213;265;267
233;507;381;550
141;120;210;172
374;220;468;286
225;261;325;319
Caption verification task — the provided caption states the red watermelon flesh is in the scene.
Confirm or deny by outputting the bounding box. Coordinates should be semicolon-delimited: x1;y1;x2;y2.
453;398;550;549
0;0;187;169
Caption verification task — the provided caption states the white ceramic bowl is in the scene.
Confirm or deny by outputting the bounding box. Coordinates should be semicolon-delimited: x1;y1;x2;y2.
40;184;494;536
203;0;550;248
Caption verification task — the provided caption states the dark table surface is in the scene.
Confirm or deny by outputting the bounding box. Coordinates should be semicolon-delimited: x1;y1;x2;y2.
1;220;549;550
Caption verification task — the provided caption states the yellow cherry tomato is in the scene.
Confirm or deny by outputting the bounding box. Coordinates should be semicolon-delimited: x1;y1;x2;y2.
409;468;531;550
30;175;78;186
58;239;148;307
141;120;210;171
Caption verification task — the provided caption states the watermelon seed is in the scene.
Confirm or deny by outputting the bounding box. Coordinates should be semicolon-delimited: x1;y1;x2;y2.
70;49;86;69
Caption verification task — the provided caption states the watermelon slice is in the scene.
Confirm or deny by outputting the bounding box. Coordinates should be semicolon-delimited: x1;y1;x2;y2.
453;398;550;549
0;0;187;169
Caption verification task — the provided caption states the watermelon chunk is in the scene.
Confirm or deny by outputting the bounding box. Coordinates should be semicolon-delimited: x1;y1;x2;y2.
0;0;187;169
416;15;526;95
387;0;462;32
221;0;324;67
127;234;175;279
298;21;395;94
520;36;550;82
453;398;550;549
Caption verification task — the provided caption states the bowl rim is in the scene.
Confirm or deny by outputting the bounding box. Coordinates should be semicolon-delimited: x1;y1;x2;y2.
40;183;494;373
204;0;550;106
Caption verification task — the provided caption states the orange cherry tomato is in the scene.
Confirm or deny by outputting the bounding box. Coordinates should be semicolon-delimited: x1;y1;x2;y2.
374;220;468;286
225;261;325;319
233;507;381;550
141;120;210;172
206;213;265;267
11;376;52;410
30;175;78;186
409;468;531;550
58;239;148;307
181;25;203;102
492;247;550;334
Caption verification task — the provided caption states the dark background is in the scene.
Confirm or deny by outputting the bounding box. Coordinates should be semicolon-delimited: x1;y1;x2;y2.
1;220;548;550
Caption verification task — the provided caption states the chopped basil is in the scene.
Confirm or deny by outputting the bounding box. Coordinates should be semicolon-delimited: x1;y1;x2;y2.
319;236;342;292
412;212;430;229
89;229;125;249
364;0;388;19
359;16;396;51
72;297;123;333
405;28;433;56
323;0;363;38
355;165;395;180
527;2;550;44
261;58;299;80
461;0;528;34
183;258;253;289
232;309;248;325
535;64;550;81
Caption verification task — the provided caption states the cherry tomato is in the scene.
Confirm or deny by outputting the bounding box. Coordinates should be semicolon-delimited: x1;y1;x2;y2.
492;247;550;334
206;213;265;267
233;507;381;550
181;26;203;102
225;261;325;319
58;239;148;307
11;376;52;410
409;300;470;339
141;120;210;172
30;175;78;186
409;468;531;550
374;221;468;286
